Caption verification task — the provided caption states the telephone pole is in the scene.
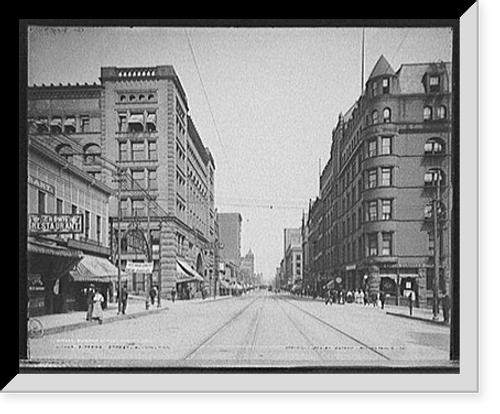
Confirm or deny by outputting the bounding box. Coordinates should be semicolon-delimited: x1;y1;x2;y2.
116;167;123;314
432;175;442;321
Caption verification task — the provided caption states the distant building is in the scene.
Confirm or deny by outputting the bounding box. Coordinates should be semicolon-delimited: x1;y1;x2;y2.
217;212;242;266
240;249;255;286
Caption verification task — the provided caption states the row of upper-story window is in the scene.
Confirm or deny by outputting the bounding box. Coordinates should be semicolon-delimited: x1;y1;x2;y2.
30;115;98;135
340;103;448;166
333;164;446;221
336;135;446;199
35;189;105;244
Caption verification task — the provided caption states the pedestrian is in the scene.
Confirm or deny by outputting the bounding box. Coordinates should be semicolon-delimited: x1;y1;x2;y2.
92;288;105;324
361;290;367;305
149;286;157;306
380;291;387;309
171;287;176;302
441;292;451;323
408;290;415;315
85;285;95;321
324;289;331;305
120;286;129;314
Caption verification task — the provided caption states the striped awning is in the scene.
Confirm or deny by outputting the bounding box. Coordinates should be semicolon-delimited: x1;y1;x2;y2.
28;240;83;259
70;254;119;283
176;259;204;284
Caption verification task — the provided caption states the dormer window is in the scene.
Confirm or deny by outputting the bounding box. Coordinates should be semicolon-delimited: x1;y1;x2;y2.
429;75;440;93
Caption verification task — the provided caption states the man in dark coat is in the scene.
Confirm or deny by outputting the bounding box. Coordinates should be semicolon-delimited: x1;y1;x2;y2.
442;292;451;323
85;285;95;321
120;286;129;314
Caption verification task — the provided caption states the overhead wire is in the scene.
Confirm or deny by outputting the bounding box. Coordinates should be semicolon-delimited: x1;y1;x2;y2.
184;28;244;205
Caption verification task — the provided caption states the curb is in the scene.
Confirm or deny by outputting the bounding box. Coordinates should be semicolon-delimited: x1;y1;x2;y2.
41;306;170;337
385;311;449;326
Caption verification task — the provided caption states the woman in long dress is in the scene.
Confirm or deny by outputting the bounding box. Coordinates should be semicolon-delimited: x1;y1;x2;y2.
92;289;104;324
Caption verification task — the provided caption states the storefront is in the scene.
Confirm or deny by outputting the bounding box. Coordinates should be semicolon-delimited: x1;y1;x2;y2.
27;238;83;316
176;259;204;299
69;254;119;310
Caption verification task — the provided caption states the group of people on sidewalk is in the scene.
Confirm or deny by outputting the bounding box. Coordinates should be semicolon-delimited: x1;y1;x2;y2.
324;289;386;307
84;285;105;324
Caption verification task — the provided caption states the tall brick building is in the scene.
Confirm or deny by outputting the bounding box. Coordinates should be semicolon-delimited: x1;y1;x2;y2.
27;65;216;300
302;56;452;308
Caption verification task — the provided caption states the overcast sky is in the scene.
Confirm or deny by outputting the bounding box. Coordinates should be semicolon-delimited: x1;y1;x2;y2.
26;23;453;282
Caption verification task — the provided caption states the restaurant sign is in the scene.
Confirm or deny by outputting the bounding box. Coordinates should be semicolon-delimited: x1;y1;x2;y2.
29;213;83;234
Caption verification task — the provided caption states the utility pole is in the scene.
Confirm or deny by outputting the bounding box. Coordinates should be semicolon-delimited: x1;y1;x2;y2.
116;168;123;315
213;238;219;300
432;174;442;321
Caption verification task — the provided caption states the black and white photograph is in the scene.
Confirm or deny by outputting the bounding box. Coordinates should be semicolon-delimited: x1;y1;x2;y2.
13;15;480;394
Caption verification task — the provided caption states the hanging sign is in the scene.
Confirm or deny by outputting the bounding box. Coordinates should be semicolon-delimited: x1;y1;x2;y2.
126;261;154;273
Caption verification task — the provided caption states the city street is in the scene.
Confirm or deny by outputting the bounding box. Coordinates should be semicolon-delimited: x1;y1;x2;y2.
28;290;451;367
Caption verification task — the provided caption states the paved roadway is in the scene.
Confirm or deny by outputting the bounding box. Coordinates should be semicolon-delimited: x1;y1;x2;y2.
28;291;451;367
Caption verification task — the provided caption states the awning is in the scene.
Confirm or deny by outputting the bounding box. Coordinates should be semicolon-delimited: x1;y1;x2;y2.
219;279;231;289
70;254;119;283
28;240;83;259
146;113;157;124
128;114;144;124
176;259;204;284
64;117;76;126
28;239;83;279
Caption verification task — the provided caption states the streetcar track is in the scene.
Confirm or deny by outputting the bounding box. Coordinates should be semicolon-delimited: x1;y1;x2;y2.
239;295;266;360
182;296;259;360
273;296;326;361
280;296;391;361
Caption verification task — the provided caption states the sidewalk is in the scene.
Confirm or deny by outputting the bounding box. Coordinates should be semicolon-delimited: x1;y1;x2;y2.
290;294;450;326
32;294;235;337
383;303;450;326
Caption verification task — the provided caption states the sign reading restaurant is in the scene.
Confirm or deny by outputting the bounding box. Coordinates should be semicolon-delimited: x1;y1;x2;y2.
29;214;83;234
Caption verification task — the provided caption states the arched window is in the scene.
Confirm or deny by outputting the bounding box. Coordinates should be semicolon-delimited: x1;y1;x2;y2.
437;105;447;120
423;106;433;121
56;144;73;161
84;144;101;164
424;137;445;155
383;107;391;123
424;168;445;187
372;110;379;125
